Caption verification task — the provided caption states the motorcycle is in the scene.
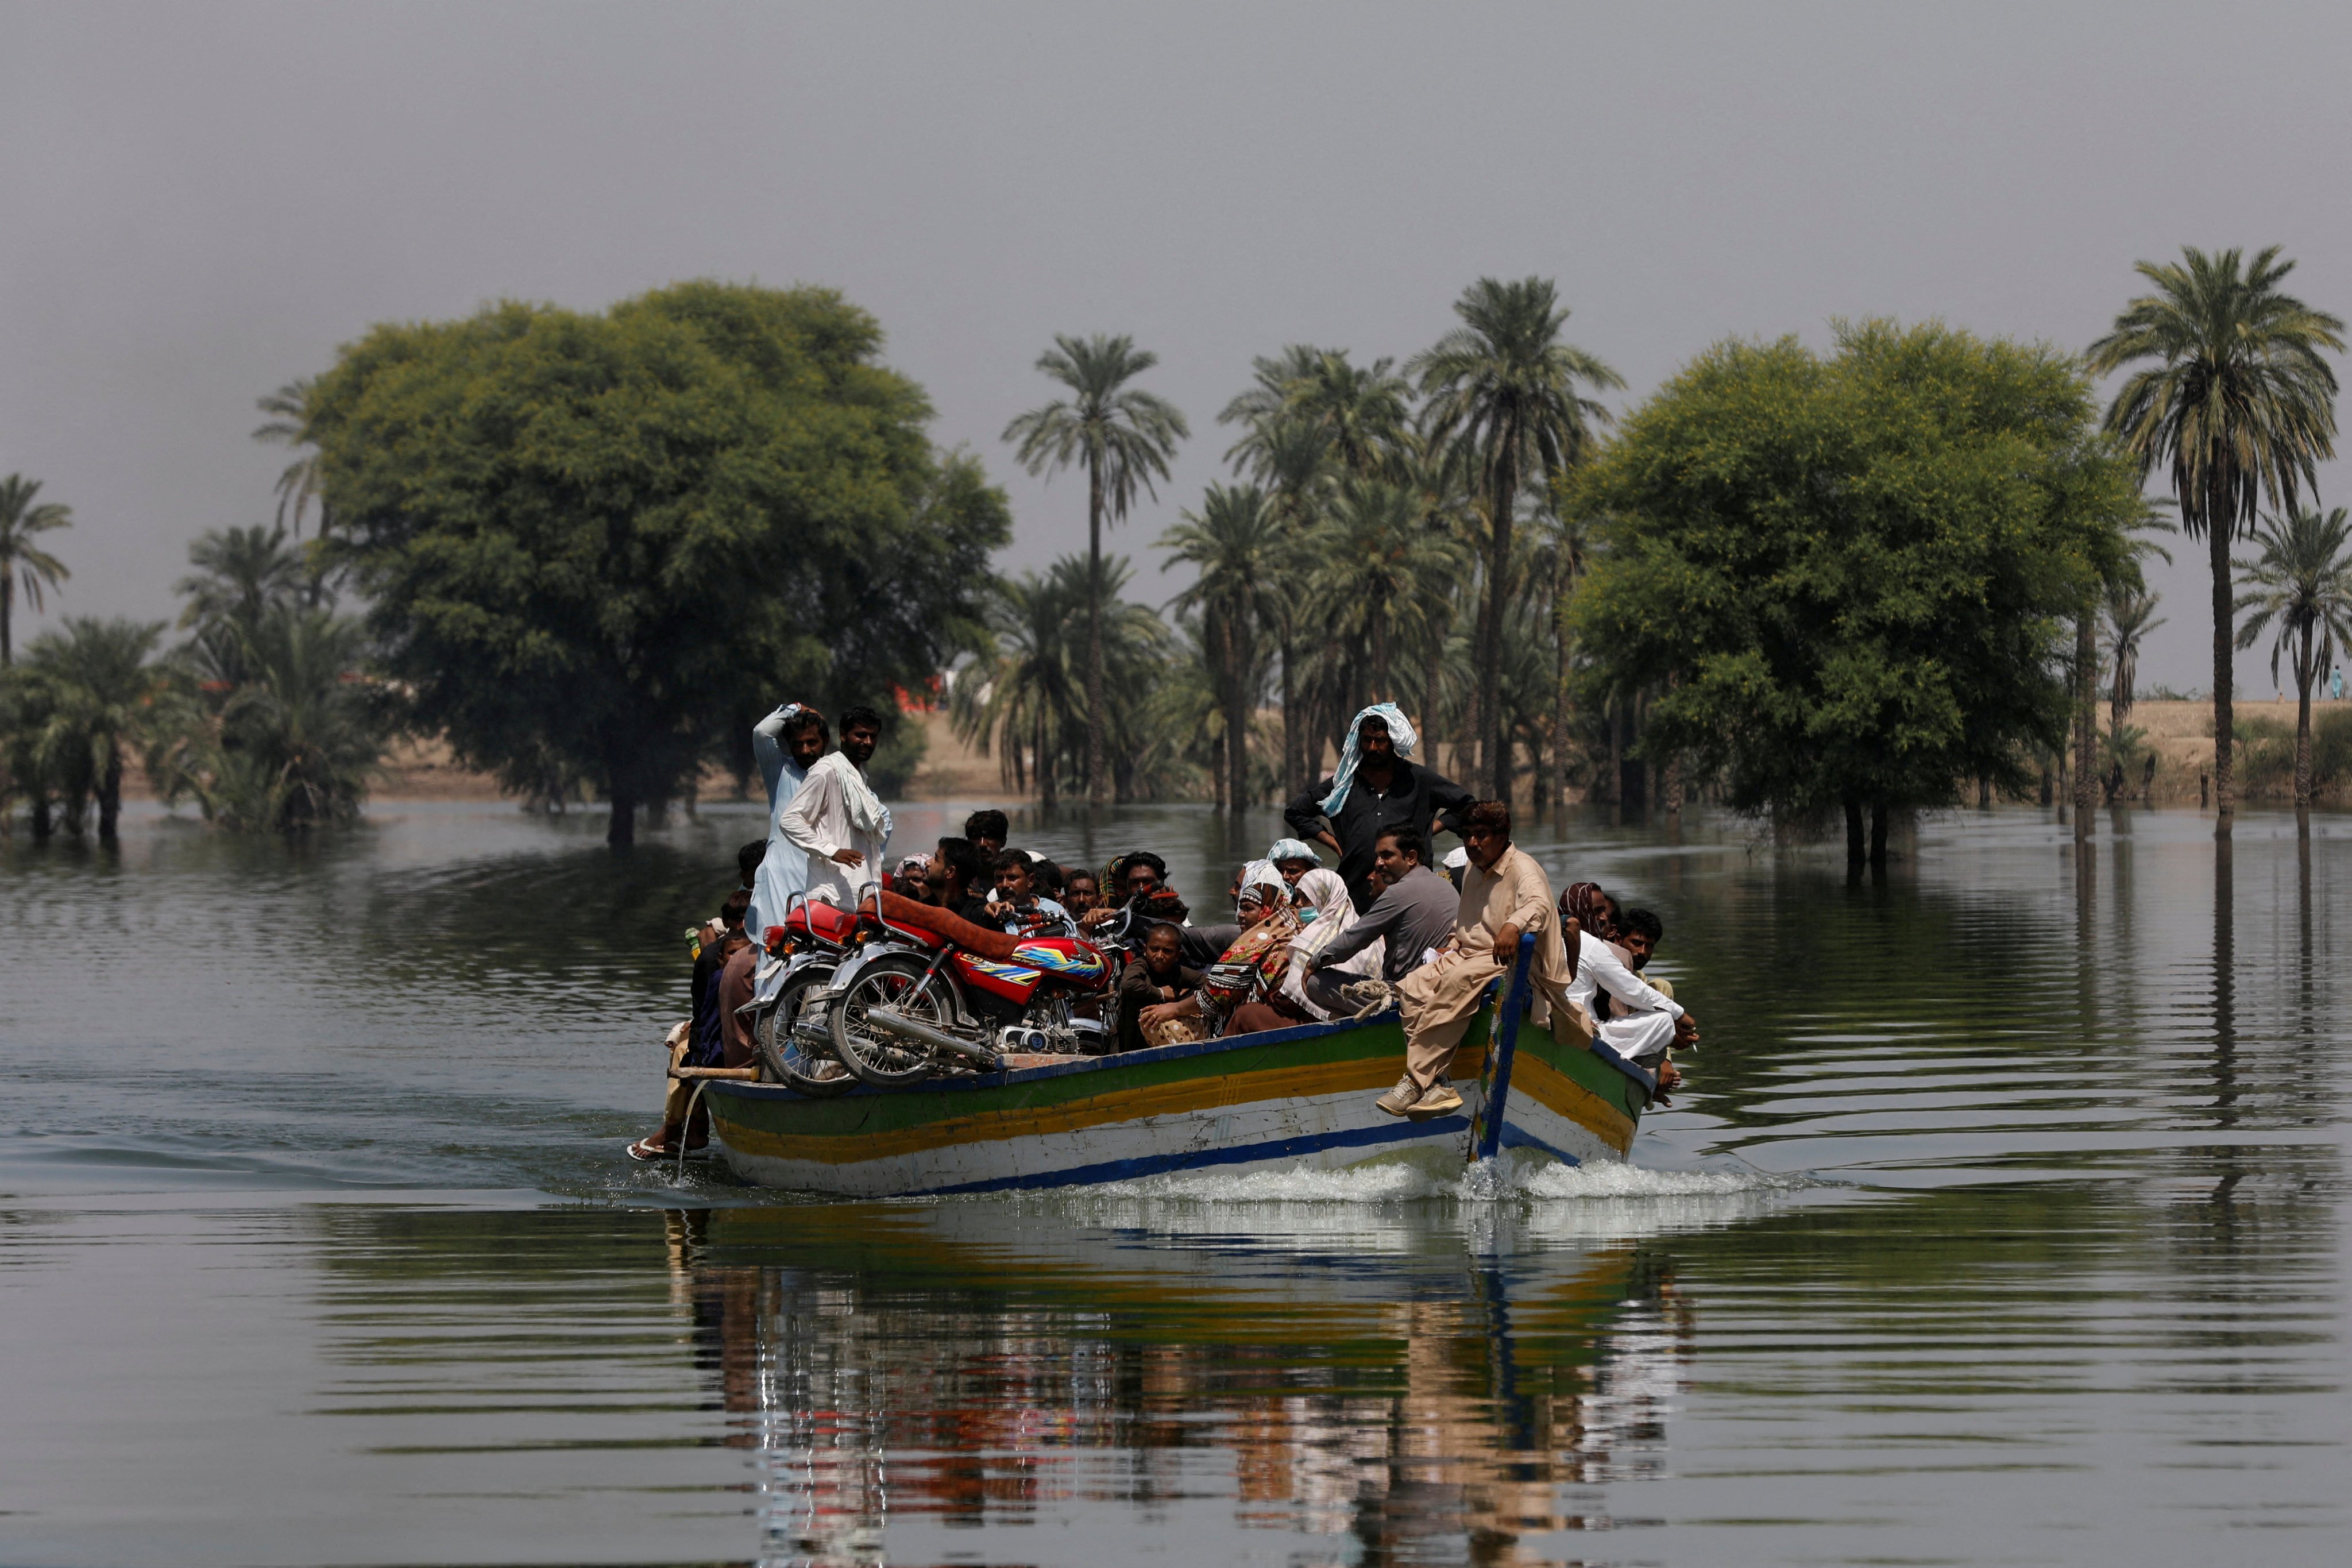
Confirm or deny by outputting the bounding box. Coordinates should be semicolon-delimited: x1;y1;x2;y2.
740;891;861;1097
814;889;1118;1088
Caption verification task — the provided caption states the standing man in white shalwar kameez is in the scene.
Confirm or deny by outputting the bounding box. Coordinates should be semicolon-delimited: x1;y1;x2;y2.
779;705;893;908
1380;801;1584;1118
746;704;828;938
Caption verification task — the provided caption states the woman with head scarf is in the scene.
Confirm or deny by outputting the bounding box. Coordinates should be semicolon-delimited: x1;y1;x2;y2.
1282;702;1474;914
1133;861;1306;1040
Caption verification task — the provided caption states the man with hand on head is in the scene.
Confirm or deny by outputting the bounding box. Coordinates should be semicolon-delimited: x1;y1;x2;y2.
1379;801;1580;1118
779;705;893;907
746;704;827;939
1284;703;1473;913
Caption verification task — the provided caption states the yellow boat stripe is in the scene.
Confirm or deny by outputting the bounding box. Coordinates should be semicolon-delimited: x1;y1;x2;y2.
1508;1052;1637;1154
716;1044;1489;1165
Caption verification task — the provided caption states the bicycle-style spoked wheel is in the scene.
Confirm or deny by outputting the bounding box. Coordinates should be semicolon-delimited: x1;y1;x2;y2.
755;968;856;1098
829;953;955;1087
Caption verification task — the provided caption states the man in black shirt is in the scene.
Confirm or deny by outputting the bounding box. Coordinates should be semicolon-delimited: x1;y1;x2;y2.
1284;705;1473;912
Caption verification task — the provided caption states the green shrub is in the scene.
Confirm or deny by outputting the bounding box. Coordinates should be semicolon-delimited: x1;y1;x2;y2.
2312;710;2352;790
2233;715;2296;797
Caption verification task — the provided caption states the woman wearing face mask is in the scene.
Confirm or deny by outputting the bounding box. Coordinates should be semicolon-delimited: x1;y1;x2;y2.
1134;862;1307;1041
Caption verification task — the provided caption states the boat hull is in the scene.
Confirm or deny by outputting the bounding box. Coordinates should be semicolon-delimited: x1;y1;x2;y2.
704;1001;1647;1198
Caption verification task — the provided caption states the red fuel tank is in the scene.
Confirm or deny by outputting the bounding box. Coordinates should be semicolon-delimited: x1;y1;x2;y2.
949;937;1110;1005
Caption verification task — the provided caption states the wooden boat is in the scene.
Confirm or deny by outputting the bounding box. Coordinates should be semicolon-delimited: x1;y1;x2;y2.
700;939;1656;1197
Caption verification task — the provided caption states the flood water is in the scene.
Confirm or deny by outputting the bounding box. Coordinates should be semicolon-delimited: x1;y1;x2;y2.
2;797;2346;1566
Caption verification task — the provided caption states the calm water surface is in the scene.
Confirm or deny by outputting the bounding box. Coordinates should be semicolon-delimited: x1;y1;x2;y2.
2;798;2345;1566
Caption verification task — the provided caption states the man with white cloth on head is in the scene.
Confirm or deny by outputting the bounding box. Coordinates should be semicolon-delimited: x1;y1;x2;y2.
778;705;894;908
1283;702;1474;914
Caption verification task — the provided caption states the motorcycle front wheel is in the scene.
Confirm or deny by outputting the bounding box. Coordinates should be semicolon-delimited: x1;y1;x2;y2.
829;953;957;1087
754;967;856;1098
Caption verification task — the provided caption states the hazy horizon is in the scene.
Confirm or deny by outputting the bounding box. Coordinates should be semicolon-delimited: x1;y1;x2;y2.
8;1;2352;698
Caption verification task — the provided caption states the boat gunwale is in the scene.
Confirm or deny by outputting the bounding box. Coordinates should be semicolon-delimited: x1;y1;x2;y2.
705;995;1654;1109
709;1006;1425;1104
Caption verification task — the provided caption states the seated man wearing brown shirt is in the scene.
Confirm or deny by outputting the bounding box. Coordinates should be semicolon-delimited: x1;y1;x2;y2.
1117;922;1203;1053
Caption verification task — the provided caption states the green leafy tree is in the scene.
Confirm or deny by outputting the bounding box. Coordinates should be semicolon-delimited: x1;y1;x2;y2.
2085;245;2345;820
2233;505;2352;809
0;474;72;667
1161;483;1285;812
1571;320;2135;867
1003;334;1188;805
305;281;1009;845
1411;277;1622;798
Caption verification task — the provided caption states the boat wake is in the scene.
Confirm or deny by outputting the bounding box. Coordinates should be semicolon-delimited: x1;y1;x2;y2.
1074;1149;1802;1207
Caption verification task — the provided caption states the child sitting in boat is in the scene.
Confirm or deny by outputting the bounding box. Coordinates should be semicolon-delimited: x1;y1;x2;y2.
978;849;1077;937
1119;922;1206;1050
1134;862;1310;1041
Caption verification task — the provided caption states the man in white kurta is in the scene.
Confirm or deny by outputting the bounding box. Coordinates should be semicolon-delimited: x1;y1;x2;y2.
1567;928;1689;1070
778;708;893;909
1382;805;1582;1117
746;703;827;937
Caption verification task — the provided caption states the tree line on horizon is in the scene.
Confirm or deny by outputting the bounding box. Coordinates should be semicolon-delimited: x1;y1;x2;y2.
6;252;2352;849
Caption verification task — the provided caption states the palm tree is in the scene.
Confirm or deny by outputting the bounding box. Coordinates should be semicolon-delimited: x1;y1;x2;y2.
1535;485;1600;811
951;569;1084;808
177;524;308;635
1311;478;1467;706
21;618;174;841
1002;335;1188;804
253;379;331;538
2233;505;2352;809
2085;246;2345;821
1161;484;1284;813
0;474;72;667
1411;278;1622;799
2104;581;2165;731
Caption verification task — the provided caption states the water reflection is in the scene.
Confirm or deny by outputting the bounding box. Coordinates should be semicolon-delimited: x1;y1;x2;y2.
657;1203;1693;1566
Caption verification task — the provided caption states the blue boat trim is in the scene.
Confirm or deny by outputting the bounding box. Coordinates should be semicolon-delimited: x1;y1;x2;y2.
906;1114;1474;1195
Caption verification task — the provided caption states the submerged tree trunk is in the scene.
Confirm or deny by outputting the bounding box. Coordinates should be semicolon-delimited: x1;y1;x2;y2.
1223;613;1250;816
2294;623;2315;811
2073;611;2096;845
1844;797;1864;869
96;750;122;844
1554;602;1574;814
607;790;636;848
1869;801;1889;868
2207;499;2234;826
1084;461;1108;806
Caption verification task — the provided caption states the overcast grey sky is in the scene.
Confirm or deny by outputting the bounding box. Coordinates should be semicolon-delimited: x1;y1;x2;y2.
7;1;2351;695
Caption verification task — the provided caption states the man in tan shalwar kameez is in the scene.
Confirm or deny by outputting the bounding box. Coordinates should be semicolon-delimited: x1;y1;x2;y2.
1377;800;1588;1117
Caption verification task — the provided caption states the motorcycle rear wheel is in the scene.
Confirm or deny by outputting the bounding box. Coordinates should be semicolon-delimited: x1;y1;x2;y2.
830;953;957;1087
755;967;856;1098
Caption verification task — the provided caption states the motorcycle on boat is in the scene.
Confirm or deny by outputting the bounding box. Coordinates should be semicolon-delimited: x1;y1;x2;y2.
743;887;1118;1096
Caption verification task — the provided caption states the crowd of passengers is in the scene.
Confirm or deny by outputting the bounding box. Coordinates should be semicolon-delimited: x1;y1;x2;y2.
628;700;1697;1161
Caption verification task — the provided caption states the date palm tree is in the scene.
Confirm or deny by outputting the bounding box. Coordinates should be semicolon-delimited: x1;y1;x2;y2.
1411;278;1621;799
2103;581;2165;731
2085;246;2345;821
2233;505;2352;810
1003;335;1188;804
951;567;1083;808
1311;477;1467;708
0;474;73;666
21;617;175;841
1161;484;1285;814
253;379;331;538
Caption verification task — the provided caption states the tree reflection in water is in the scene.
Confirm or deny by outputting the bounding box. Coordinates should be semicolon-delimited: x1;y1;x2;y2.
661;1203;1694;1566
